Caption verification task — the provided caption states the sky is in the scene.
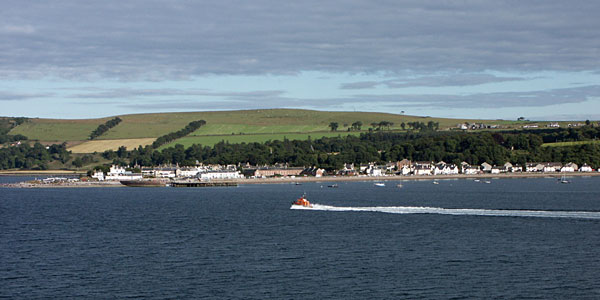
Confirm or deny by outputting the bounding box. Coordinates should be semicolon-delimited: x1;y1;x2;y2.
1;0;600;120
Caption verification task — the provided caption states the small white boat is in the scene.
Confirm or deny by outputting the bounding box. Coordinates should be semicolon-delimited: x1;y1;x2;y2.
484;180;491;184
374;183;385;187
559;175;570;184
474;179;480;182
432;181;439;185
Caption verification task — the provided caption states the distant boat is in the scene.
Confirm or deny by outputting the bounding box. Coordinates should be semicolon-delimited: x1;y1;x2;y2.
559;175;570;184
295;182;302;185
484;180;491;184
328;184;338;188
474;179;480;182
396;184;403;188
432;181;439;185
374;183;385;187
120;180;167;187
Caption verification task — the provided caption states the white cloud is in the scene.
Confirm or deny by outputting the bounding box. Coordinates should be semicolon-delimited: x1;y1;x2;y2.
0;24;35;34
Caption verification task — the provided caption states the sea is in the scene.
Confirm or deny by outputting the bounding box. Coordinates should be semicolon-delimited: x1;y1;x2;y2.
2;176;600;299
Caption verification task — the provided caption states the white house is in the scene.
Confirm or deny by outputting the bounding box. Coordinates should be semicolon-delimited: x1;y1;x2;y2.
511;164;523;172
560;163;577;173
198;170;244;181
400;165;412;175
91;170;104;181
579;164;593;172
526;163;544;172
480;162;492;173
414;165;432;176
154;167;177;178
176;167;202;178
491;166;502;174
434;163;459;175
104;165;143;181
368;167;384;177
543;162;562;173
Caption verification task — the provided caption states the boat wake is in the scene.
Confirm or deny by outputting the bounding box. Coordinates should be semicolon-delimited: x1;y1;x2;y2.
291;204;600;220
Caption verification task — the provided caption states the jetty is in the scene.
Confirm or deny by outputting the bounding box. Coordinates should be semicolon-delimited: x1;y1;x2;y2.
170;181;238;187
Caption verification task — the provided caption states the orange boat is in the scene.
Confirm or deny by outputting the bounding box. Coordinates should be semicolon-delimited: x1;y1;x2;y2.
292;195;312;207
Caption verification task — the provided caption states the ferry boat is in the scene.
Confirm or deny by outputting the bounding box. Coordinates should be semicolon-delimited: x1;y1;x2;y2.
291;195;312;208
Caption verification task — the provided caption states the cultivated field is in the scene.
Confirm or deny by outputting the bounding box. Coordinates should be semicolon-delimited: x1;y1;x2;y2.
68;138;156;153
541;140;600;147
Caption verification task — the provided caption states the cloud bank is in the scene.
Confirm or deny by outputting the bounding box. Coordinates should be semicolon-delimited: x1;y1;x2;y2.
2;1;599;80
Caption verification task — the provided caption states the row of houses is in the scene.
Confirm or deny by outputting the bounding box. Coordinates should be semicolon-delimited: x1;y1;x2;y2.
92;160;597;181
91;164;325;181
458;123;501;130
92;164;244;181
341;160;596;176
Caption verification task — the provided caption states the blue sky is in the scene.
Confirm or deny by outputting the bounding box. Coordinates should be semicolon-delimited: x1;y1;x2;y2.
2;1;600;120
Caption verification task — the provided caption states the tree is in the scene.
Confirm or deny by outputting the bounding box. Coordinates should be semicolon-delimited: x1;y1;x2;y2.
351;121;363;131
72;157;83;168
329;122;339;131
401;122;406;130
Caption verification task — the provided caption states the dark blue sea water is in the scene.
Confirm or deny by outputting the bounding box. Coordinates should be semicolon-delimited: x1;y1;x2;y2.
2;177;600;299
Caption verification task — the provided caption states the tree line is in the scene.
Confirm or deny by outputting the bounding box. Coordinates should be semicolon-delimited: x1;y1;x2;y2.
89;117;122;139
151;120;207;149
0;117;28;144
0;142;70;170
2;125;600;171
328;120;439;132
113;126;600;171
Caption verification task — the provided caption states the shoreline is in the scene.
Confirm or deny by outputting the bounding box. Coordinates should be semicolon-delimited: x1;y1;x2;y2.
2;172;599;188
0;170;85;176
225;172;600;184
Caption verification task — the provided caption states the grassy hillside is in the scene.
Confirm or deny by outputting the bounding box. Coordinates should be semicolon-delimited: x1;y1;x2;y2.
8;109;543;153
9;118;109;141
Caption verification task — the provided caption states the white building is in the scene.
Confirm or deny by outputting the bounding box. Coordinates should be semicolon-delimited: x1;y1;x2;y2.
104;165;142;181
91;170;104;181
481;162;492;173
176;167;202;178
198;170;244;181
579;164;593;172
414;165;432;176
368;167;384;177
543;163;562;173
560;163;577;173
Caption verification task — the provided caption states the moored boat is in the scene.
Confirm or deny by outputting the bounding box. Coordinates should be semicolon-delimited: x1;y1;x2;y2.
374;183;385;187
120;179;168;187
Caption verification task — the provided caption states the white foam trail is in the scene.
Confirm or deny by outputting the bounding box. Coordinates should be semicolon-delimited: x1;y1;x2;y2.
291;204;600;219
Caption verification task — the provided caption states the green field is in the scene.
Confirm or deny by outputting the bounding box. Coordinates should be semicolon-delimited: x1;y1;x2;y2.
9;118;108;141
8;108;560;153
542;140;600;147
